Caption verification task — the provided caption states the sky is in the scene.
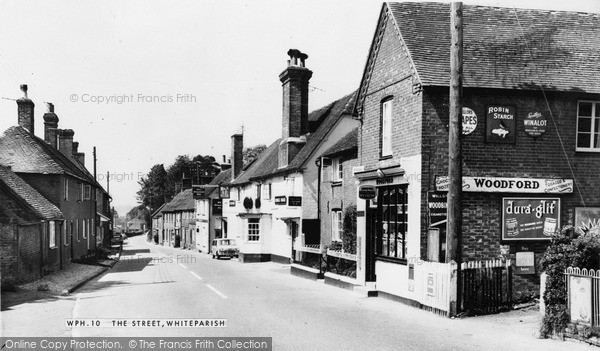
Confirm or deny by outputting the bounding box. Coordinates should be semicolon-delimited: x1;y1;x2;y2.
0;0;598;215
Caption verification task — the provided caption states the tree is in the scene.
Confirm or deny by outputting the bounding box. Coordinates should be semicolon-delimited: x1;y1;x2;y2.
243;144;267;166
137;164;169;212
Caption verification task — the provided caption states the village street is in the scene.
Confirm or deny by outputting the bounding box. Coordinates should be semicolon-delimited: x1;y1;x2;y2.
1;235;595;351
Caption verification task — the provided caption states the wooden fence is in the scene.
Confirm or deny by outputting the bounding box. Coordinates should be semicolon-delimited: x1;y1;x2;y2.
460;260;513;315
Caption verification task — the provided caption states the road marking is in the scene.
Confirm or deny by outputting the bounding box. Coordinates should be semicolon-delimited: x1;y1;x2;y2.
179;263;188;269
190;271;203;281
206;284;228;299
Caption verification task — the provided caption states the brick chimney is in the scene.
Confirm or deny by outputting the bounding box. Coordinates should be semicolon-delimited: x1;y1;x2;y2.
58;129;75;158
278;49;311;168
231;134;243;180
72;141;85;165
43;103;59;147
17;84;35;134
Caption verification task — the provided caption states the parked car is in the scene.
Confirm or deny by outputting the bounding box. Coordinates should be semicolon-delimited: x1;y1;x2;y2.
211;238;239;259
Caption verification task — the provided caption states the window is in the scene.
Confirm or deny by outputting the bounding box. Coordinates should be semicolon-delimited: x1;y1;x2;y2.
64;178;69;200
84;185;91;200
247;218;260;241
376;185;408;260
49;221;56;248
83;219;87;239
576;101;600;151
331;211;343;242
63;222;68;246
263;183;272;200
76;219;79;241
286;177;296;195
332;157;343;182
256;184;261;198
78;182;83;201
237;188;241;201
381;98;393;157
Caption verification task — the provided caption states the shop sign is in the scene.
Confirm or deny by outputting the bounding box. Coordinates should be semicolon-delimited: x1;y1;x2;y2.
574;207;600;235
569;276;592;326
524;111;547;137
192;186;205;199
502;197;560;241
462;107;477;135
486;105;516;143
274;196;287;205
435;176;573;194
212;199;222;216
515;252;535;275
229;200;236;207
289;196;302;207
359;185;377;200
428;191;447;227
219;186;230;199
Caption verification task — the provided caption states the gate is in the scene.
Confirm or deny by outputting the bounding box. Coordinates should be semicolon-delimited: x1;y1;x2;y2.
460;260;513;315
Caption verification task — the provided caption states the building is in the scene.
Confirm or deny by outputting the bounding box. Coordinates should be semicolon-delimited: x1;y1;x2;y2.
0;166;64;284
151;203;166;244
194;168;231;254
220;49;359;263
0;86;110;263
352;2;600;300
161;189;195;249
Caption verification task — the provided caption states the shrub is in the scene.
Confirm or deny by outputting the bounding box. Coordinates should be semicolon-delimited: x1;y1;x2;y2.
243;197;253;210
255;198;261;209
342;205;357;254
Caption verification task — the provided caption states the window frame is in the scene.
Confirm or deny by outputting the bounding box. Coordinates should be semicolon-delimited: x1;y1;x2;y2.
331;157;343;182
576;100;600;152
380;97;394;158
247;218;260;242
375;184;408;262
331;210;343;242
83;185;91;200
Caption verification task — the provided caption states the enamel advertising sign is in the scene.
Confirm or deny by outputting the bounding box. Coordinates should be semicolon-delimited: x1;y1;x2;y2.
502;197;560;241
486;105;516;143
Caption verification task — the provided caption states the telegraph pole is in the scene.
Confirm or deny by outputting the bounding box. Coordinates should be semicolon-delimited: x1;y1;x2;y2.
447;2;463;315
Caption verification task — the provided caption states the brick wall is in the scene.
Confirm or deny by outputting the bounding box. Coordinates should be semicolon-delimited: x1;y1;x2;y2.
422;86;600;298
319;154;359;246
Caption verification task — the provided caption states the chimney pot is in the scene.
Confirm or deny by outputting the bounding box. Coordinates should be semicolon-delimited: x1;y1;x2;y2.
46;102;54;113
17;84;35;135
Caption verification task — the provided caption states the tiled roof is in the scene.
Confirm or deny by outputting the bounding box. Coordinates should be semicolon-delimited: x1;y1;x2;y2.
151;203;166;218
383;2;600;93
244;91;357;182
0;166;63;220
320;128;358;158
162;188;194;212
0;126;104;189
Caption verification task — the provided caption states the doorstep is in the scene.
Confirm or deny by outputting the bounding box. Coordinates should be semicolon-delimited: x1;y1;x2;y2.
290;263;323;280
324;271;359;291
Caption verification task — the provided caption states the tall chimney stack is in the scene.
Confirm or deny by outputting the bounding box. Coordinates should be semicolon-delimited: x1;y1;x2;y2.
72;141;85;166
231;134;243;180
43;103;59;147
17;84;35;134
278;49;311;168
58;129;75;159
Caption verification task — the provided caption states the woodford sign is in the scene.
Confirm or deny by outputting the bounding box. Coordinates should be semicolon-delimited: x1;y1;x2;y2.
435;176;573;193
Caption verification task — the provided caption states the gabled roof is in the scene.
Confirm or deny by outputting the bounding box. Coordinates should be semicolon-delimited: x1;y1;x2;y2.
357;2;600;111
240;91;357;183
0;126;104;190
320;128;358;159
0;166;63;220
151;203;166;218
162;188;194;212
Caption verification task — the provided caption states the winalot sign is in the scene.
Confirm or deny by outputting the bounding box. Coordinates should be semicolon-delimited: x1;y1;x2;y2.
435;176;573;194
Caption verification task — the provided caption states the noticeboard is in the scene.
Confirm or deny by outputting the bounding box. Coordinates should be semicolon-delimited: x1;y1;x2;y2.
289;196;302;207
359;185;377;200
212;199;222;216
502;197;560;241
274;196;286;205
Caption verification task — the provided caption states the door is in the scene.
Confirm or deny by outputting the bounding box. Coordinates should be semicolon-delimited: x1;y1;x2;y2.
365;202;377;282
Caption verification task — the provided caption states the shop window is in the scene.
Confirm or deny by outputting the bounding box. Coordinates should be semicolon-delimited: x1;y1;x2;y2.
331;211;343;242
576;101;600;151
381;97;393;157
247;218;260;241
376;185;408;260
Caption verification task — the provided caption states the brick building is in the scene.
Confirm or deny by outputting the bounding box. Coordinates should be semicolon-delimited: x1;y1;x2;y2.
0;86;109;265
0;166;64;284
352;2;600;301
